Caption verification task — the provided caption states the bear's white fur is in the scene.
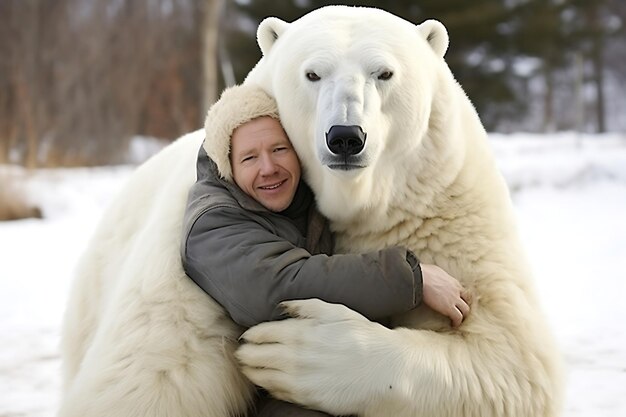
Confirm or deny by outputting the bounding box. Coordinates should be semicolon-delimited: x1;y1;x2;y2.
58;132;255;416
59;5;563;417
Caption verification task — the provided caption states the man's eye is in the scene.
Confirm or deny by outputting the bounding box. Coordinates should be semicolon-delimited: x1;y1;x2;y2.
274;147;288;152
241;156;255;163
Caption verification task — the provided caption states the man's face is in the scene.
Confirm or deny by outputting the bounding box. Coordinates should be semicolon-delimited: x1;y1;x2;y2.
230;116;301;212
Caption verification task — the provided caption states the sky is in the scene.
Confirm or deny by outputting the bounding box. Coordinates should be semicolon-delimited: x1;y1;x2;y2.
1;132;625;417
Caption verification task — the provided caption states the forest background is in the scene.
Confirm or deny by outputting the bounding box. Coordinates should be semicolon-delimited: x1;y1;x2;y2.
1;0;625;169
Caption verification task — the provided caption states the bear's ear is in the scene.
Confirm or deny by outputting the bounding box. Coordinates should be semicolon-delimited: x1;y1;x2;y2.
418;19;449;58
257;17;290;56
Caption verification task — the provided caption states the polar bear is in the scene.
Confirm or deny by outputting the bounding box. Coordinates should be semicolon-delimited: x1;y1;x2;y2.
236;6;565;417
58;5;563;417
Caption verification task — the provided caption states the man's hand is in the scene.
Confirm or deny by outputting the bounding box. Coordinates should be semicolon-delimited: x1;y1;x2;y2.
420;264;472;327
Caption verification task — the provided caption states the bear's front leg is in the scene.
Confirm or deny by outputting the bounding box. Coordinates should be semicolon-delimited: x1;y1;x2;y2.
237;299;405;417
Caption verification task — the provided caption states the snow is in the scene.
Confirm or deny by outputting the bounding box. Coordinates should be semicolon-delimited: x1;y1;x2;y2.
1;132;625;416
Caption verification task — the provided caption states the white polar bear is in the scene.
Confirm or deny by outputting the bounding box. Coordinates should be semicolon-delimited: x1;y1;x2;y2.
58;5;563;417
57;130;255;417
237;6;564;417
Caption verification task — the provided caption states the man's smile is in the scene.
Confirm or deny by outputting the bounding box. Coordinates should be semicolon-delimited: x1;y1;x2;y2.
258;179;287;190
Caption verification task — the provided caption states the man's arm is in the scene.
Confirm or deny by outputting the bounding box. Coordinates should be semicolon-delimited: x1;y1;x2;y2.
182;205;421;327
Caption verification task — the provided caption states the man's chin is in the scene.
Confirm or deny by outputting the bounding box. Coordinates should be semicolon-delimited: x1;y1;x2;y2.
258;197;290;213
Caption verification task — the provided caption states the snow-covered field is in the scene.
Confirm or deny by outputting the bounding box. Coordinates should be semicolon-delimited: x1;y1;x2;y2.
1;132;625;416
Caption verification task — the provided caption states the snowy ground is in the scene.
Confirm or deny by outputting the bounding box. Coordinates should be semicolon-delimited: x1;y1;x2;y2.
1;132;625;416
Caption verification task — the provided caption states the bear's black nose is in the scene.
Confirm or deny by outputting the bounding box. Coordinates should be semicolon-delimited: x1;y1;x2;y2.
325;125;366;157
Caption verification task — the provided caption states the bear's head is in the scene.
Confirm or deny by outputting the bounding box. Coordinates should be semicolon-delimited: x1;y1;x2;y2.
246;6;459;224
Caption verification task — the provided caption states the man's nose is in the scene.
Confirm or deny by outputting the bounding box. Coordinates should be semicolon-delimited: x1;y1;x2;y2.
259;153;278;175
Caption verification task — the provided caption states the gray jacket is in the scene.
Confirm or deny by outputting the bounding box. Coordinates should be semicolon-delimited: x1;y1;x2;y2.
180;146;423;328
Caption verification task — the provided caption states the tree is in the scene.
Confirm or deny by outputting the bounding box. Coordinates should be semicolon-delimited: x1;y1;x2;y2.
202;0;226;112
0;0;209;167
511;0;625;132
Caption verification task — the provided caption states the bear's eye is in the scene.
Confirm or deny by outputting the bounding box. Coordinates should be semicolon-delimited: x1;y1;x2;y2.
378;71;393;81
306;71;321;82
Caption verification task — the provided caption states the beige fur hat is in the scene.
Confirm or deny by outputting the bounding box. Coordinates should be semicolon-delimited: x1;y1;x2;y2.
203;84;280;182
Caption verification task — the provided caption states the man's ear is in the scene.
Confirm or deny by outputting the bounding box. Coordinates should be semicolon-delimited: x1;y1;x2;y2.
417;19;449;58
257;17;290;56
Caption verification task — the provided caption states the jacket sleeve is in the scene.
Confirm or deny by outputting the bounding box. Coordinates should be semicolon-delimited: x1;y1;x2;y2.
182;205;422;328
